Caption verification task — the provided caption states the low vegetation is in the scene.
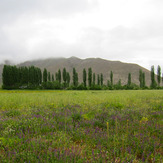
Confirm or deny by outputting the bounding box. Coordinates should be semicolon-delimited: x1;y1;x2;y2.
0;90;162;162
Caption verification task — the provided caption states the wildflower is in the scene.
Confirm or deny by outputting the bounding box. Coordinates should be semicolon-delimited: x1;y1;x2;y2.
140;117;148;124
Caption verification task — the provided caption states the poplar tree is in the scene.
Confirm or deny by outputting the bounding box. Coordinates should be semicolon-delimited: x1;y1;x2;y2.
52;74;54;82
110;71;113;86
6;66;13;87
39;68;42;84
151;66;156;88
127;73;131;86
100;73;103;86
76;72;78;87
97;74;100;86
34;67;37;84
58;69;61;85
2;65;40;89
18;67;22;84
2;65;9;87
48;72;51;81
142;72;146;88
12;66;19;85
157;65;161;86
35;67;39;85
118;79;121;87
73;68;78;87
62;68;67;87
83;68;87;87
107;80;111;88
66;72;70;87
55;72;58;81
139;69;143;88
35;67;42;85
29;66;35;84
93;73;96;86
73;68;76;87
88;68;92;87
43;68;48;83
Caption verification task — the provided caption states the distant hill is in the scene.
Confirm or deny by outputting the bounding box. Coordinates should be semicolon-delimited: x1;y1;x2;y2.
0;57;152;86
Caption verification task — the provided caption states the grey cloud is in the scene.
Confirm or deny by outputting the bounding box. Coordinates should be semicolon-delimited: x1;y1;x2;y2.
0;0;97;23
0;26;28;63
105;20;163;51
74;21;163;68
0;0;162;70
0;0;98;62
1;19;163;67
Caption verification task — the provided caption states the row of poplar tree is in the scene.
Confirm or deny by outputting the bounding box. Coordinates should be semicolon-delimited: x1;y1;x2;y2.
2;65;163;90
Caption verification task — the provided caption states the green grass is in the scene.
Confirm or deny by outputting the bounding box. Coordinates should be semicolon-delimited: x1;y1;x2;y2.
0;90;162;162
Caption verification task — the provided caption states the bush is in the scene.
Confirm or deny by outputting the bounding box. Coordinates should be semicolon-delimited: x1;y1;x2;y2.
67;84;77;90
77;84;87;90
124;83;139;90
89;85;102;90
42;81;61;89
27;83;39;90
2;84;20;90
53;81;61;89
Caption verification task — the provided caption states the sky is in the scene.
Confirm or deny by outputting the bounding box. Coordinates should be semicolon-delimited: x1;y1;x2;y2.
0;0;163;71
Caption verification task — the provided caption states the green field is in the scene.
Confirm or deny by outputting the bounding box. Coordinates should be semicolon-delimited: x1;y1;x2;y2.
0;90;162;162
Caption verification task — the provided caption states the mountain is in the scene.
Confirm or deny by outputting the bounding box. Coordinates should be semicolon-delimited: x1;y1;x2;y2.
0;57;152;86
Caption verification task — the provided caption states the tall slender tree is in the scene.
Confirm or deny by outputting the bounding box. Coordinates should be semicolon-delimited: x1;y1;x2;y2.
2;65;9;87
48;72;51;81
58;69;61;85
62;68;67;87
29;66;35;84
93;73;96;86
73;68;76;87
12;66;19;85
127;73;131;86
73;68;78;87
151;66;156;88
35;67;41;85
110;71;113;86
72;67;76;86
38;68;42;84
97;74;100;86
83;68;87;87
107;80;111;87
43;68;48;83
55;72;58;81
142;72;146;88
139;69;143;88
100;73;103;86
52;74;54;82
76;72;78;87
66;72;70;87
88;68;92;87
117;79;121;87
2;65;41;89
157;65;161;87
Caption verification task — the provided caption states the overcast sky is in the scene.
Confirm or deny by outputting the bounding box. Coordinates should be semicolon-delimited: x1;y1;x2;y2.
0;0;163;71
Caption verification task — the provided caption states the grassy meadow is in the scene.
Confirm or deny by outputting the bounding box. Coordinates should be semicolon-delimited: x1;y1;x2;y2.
0;90;162;162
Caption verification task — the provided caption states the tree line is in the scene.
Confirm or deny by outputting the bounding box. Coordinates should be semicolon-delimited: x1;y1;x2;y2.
2;65;163;90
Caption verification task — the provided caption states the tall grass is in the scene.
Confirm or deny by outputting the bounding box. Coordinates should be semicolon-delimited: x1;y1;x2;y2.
0;90;162;162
